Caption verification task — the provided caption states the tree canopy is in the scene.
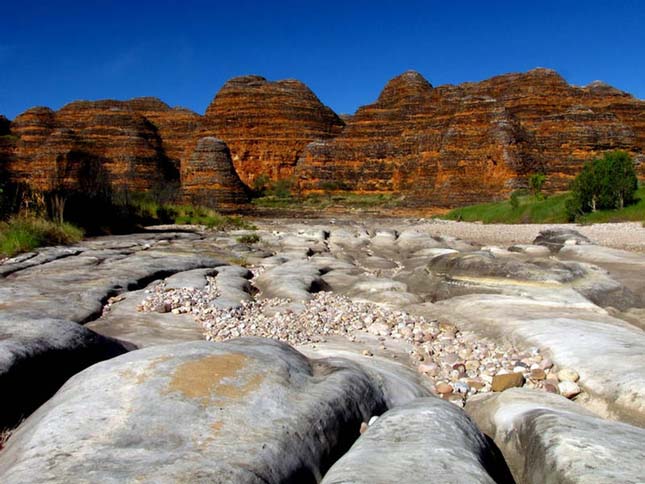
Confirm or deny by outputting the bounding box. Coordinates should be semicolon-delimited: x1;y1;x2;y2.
566;151;638;219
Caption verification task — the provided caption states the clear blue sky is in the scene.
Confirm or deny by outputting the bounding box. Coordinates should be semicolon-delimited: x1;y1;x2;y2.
1;0;643;120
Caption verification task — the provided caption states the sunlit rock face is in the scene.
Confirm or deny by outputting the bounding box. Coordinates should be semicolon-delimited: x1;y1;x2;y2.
2;68;643;208
199;75;345;187
296;68;644;207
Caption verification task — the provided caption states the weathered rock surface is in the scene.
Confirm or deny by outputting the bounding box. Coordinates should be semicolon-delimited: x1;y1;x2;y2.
0;233;223;323
0;338;428;483
466;388;645;484
2;218;645;483
296;68;644;206
532;228;592;252
0;317;131;430
0;232;225;426
321;398;514;484
200;75;345;186
180;137;249;208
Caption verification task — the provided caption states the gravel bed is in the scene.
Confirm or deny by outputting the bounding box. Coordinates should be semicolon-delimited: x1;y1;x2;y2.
138;280;582;405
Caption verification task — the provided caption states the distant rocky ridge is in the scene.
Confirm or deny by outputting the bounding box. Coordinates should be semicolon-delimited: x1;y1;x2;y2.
1;68;643;209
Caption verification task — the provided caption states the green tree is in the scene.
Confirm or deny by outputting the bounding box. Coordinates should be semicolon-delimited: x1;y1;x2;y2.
528;173;547;199
567;151;638;219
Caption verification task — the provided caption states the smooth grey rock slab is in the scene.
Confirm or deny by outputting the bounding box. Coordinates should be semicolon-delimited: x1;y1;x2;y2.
163;268;218;290
0;317;131;429
559;243;645;266
86;288;204;347
321;398;514;484
211;265;254;309
465;388;645;484
0;244;224;324
533;228;591;252
255;260;328;301
0;338;390;483
297;342;433;408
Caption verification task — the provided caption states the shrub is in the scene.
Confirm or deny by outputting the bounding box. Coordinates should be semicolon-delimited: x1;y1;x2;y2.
252;174;270;196
266;178;294;199
568;151;638;216
528;173;547;199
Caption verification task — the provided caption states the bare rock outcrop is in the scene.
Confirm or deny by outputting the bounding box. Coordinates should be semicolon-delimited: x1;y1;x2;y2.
180;137;249;208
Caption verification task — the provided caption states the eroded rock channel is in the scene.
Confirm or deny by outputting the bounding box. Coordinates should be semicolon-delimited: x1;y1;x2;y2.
1;219;644;483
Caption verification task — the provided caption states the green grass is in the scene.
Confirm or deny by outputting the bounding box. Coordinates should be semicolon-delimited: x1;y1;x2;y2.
0;216;84;257
252;193;402;209
123;194;256;230
442;188;645;224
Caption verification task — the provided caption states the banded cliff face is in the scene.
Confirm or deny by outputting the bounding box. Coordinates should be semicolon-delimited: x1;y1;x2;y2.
296;69;644;206
7;99;201;193
199;75;344;186
3;68;644;210
181;137;249;208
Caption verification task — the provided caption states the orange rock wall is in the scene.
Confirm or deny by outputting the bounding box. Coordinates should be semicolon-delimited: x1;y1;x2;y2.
3;69;644;210
296;69;644;206
199;75;344;186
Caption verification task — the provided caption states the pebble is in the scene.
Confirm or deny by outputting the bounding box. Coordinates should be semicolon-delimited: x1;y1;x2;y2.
435;382;453;395
558;381;581;399
491;372;525;392
137;277;580;404
530;368;546;380
557;368;580;383
453;381;469;394
543;382;559;394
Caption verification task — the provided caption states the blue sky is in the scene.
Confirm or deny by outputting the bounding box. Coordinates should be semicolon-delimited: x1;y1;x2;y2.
1;0;643;119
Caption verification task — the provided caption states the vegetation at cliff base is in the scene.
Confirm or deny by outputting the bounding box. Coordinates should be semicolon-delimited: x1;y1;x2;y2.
565;151;638;220
0;216;84;257
444;152;642;224
443;187;644;224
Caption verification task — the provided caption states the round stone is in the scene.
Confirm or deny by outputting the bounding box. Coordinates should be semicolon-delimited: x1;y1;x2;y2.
530;368;546;380
558;381;581;399
435;382;453;395
543;382;559;394
453;381;470;394
557;368;580;383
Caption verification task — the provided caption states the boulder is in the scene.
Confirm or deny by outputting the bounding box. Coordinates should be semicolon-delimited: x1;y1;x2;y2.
0;317;131;429
321;398;514;484
0;338;402;483
533;228;592;253
466;388;645;483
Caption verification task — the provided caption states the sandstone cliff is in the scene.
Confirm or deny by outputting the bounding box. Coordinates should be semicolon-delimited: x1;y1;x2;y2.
199;75;344;186
3;68;644;211
296;68;644;206
181;137;249;208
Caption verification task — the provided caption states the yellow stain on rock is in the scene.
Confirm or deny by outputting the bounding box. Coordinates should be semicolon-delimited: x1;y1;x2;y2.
166;353;264;404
